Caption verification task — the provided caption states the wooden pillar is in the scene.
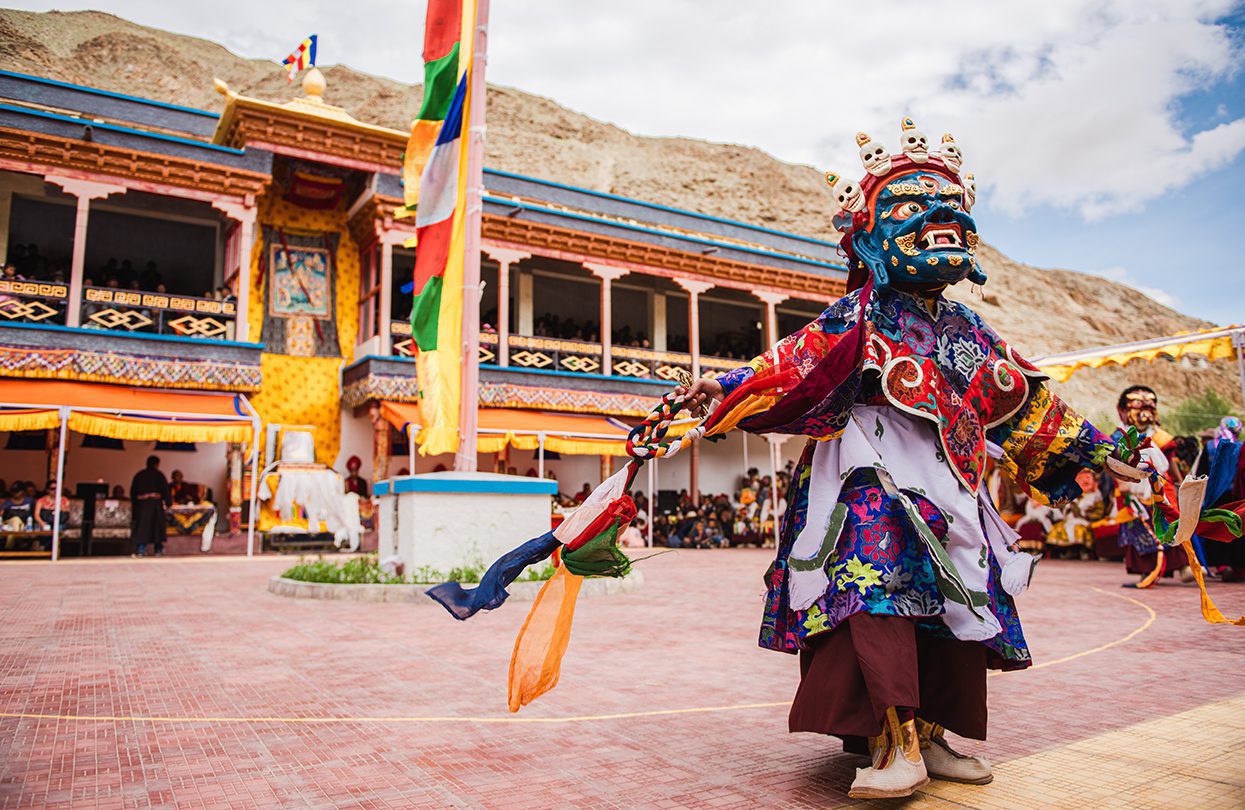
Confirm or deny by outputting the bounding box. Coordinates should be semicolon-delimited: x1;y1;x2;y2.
369;403;391;485
44;426;61;486
517;268;534;335
484;248;528;367
674;278;713;505
226;442;244;535
497;259;509;366
586;263;628;376
46;177;123;328
211;198;258;343
753;290;789;349
368;231;409;355
675;278;714;378
67;195;90;327
233;209;256;342
653;293;667;352
378;240;394;355
0;190;12;265
690;443;700;507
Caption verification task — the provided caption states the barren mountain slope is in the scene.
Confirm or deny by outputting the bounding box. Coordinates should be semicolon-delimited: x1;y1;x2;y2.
0;9;1236;418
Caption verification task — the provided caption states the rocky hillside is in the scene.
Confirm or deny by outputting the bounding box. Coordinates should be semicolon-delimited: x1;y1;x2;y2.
0;9;1236;421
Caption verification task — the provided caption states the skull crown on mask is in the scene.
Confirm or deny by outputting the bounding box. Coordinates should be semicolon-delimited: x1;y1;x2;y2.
826;118;986;292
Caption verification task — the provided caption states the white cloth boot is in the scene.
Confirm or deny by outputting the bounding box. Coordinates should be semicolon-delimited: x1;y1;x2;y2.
917;719;993;785
848;708;929;799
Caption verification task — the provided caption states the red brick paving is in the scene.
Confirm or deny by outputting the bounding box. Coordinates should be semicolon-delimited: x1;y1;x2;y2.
0;552;1243;808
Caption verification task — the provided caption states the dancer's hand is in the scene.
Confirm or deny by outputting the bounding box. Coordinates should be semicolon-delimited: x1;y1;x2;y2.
677;377;724;415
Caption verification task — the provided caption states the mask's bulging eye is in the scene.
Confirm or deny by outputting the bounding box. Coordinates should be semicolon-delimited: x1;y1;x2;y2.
889;201;924;221
947;200;961;210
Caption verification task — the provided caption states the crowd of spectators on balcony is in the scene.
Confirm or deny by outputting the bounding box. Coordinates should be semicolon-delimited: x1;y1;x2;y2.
4;243;69;284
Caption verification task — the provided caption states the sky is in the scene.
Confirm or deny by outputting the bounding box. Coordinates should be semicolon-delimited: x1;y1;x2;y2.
9;1;1245;325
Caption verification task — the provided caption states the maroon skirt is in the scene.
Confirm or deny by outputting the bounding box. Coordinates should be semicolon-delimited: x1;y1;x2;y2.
788;613;988;746
1124;544;1189;576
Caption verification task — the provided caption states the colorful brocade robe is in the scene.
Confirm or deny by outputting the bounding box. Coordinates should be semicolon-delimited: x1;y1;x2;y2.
709;285;1115;507
708;285;1121;664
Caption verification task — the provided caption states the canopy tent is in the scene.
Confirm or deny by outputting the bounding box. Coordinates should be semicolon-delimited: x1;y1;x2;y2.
381;403;635;457
1032;325;1245;400
0;379;261;560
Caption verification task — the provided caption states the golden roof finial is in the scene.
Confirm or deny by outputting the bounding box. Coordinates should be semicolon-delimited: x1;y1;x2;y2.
302;67;326;104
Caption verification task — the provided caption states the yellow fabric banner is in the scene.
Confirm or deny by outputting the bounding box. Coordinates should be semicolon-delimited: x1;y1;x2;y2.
0;409;59;432
67;412;253;444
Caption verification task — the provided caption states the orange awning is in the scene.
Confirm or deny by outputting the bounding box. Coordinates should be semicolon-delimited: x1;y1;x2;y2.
381;403;632;456
0;379;254;443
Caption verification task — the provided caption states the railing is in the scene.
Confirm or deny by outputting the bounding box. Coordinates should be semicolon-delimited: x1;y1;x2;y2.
391;320;414;357
0;279;69;325
497;333;607;374
388;321;744;378
80;286;237;340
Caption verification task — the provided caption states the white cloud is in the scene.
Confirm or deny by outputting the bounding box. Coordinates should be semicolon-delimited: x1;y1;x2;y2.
8;0;1245;221
1098;266;1180;309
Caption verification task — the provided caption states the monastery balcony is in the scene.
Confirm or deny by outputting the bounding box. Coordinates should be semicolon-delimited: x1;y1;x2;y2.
342;348;677;418
343;320;749;415
390;328;739;381
0;292;262;393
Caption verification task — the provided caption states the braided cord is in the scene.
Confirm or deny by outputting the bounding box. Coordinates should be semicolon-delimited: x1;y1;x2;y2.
626;390;707;460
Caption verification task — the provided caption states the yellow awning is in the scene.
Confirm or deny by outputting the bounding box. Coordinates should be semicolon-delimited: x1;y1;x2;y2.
0;408;60;432
0;379;255;443
1034;325;1243;383
65;412;254;444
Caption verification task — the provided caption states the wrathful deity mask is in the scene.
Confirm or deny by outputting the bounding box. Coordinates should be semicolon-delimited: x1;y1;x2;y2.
853;171;979;289
1118;386;1159;430
827;119;985;292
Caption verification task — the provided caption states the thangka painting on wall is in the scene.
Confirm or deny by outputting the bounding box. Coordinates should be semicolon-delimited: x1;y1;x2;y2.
271;245;330;319
260;226;341;357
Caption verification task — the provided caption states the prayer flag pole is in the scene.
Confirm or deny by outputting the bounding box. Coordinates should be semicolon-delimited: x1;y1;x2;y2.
455;0;489;472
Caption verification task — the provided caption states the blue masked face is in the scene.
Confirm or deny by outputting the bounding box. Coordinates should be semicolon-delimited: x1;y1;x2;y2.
851;170;985;290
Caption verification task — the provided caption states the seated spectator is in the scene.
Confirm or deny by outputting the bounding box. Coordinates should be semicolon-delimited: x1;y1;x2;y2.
139;261;160;291
684;519;710;549
110;485;127;500
342;456;369;498
2;483;35;529
668;509;699;547
705;517;727;548
170;470;200;504
573;482;592;504
34;480;69;531
620;516;645;548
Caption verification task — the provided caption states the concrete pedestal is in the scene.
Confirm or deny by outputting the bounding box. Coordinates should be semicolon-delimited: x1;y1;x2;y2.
375;472;557;574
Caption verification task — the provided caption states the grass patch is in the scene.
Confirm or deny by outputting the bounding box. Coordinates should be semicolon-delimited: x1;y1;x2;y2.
282;555;403;585
281;555;555;585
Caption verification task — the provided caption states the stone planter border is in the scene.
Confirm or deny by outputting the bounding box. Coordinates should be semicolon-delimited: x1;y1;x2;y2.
268;569;644;603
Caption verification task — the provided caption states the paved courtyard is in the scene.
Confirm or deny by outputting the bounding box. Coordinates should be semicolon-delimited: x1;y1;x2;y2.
1;550;1243;808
